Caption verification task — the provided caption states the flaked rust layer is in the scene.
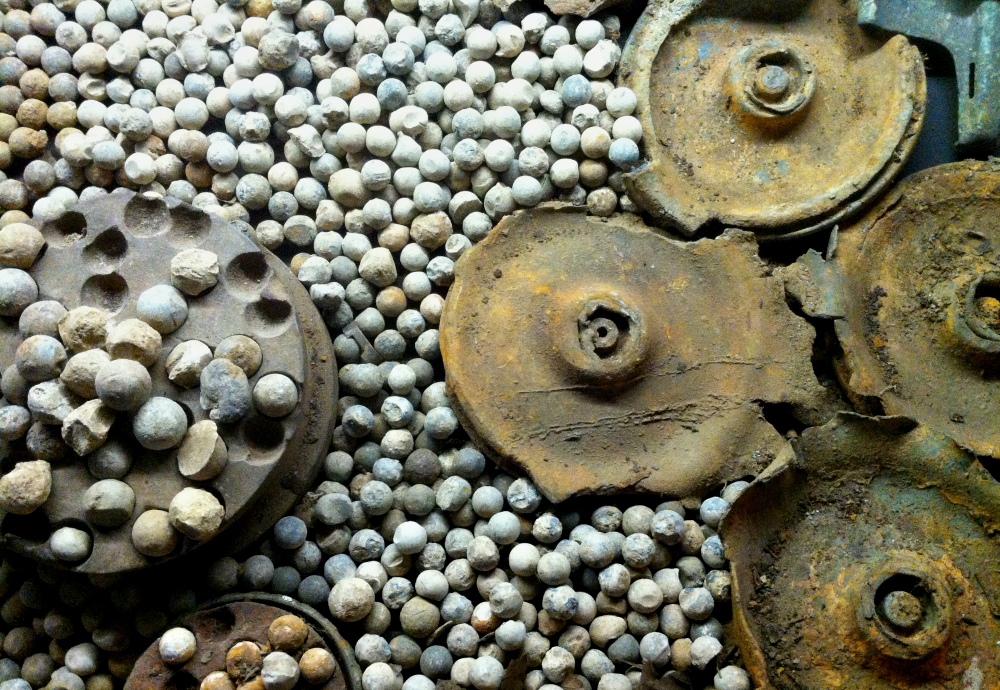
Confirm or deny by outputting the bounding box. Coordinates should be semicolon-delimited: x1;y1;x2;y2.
125;594;362;690
722;413;1000;689
834;160;1000;459
620;0;925;241
440;204;830;503
0;190;337;574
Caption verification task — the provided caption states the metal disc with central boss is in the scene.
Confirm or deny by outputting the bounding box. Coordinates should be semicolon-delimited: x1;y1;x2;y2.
440;204;833;503
619;0;926;240
0;190;337;574
722;413;1000;689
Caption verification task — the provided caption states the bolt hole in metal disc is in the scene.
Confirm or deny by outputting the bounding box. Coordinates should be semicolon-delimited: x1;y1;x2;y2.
619;0;926;240
440;204;831;503
0;190;336;575
721;413;1000;689
834;161;1000;459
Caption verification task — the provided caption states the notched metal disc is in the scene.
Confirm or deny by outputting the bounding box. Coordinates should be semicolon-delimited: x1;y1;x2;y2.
722;413;1000;689
440;205;830;503
834;160;1000;459
620;0;926;241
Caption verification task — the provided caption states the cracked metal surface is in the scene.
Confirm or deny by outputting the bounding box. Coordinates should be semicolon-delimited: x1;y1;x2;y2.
439;204;831;503
0;190;337;574
833;160;1000;459
722;413;1000;689
125;594;361;690
620;0;925;241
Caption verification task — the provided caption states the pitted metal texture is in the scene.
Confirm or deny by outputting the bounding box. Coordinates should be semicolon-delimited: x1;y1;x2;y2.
722;413;1000;689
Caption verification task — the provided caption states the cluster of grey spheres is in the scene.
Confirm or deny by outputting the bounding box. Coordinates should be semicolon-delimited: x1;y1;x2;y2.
0;0;755;685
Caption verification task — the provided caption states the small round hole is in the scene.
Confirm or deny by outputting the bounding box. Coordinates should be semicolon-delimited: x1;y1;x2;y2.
42;211;87;246
168;204;211;249
224;252;272;301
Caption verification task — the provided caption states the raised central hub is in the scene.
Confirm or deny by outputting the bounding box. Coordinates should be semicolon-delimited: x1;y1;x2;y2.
578;308;630;359
879;589;924;632
755;65;791;100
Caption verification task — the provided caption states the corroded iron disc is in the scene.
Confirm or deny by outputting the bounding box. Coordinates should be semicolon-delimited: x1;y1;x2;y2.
834;160;1000;459
125;594;362;690
722;414;1000;689
0;190;337;574
440;205;829;503
620;0;926;241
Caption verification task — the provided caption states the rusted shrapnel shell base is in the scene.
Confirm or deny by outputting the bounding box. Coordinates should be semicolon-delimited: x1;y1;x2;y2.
440;204;833;503
124;594;363;690
620;0;926;241
833;160;1000;459
722;413;1000;690
0;190;337;574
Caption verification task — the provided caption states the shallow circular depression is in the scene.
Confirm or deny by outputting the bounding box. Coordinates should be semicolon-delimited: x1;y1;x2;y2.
122;194;170;238
245;296;294;338
168;204;212;249
41;210;87;247
81;272;130;314
224;252;273;301
82;228;128;273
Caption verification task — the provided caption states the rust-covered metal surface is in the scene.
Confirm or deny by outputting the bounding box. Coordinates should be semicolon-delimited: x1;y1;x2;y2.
619;0;926;241
833;160;1000;459
125;594;362;690
0;189;337;574
721;413;1000;689
439;204;833;503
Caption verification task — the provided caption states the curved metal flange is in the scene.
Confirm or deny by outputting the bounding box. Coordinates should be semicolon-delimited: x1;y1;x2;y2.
440;204;833;503
620;0;926;241
722;413;1000;689
833;160;1000;459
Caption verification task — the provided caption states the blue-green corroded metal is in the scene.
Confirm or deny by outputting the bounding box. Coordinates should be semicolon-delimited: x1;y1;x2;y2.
859;0;1000;149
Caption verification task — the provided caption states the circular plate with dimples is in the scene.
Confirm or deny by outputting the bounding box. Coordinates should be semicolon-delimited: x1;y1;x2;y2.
0;189;336;574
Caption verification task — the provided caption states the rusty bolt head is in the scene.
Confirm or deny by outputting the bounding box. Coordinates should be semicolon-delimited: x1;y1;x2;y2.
731;43;816;119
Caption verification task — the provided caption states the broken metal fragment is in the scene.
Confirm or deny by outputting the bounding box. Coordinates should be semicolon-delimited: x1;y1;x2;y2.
439;205;831;503
620;0;926;241
833;160;1000;459
722;413;1000;689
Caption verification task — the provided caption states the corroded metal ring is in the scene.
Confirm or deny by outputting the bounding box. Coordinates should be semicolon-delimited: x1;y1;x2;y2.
729;41;816;119
856;556;953;661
